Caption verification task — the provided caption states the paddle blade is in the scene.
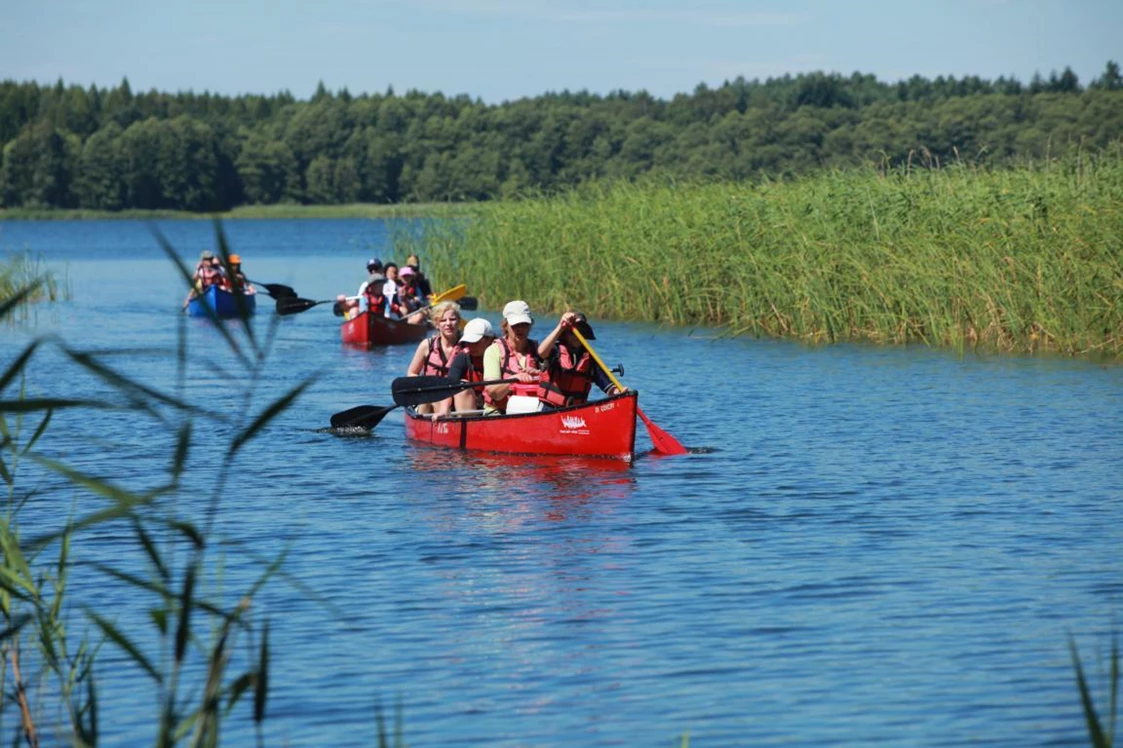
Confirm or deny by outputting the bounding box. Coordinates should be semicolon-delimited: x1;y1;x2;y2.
391;375;517;407
330;404;398;429
276;297;325;316
261;283;296;300
459;296;479;311
431;284;467;304
638;406;688;455
391;375;463;407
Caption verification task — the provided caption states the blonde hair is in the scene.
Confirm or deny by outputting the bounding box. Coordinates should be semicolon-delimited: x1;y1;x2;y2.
428;300;461;323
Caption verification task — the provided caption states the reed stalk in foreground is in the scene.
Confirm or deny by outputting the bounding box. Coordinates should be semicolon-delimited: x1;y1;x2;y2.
0;223;309;745
402;145;1123;358
1071;635;1119;748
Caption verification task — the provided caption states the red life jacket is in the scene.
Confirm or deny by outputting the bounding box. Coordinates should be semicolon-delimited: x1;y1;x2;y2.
483;337;541;410
537;344;594;407
363;286;388;316
423;336;455;377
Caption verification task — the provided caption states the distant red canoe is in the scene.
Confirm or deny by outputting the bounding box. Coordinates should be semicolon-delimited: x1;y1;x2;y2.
404;391;639;462
341;311;430;347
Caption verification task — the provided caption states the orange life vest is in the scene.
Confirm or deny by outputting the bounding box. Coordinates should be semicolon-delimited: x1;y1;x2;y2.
483;337;541;411
537;344;594;407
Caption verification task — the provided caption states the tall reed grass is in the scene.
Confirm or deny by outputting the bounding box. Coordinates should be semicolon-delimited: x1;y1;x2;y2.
404;146;1123;358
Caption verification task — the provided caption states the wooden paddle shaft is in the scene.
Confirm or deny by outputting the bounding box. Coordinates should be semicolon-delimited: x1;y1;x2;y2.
570;328;625;392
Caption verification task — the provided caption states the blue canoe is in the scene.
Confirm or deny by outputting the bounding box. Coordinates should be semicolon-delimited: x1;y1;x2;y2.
186;286;257;318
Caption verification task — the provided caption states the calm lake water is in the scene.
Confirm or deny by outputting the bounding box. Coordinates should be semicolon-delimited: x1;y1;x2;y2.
1;219;1120;746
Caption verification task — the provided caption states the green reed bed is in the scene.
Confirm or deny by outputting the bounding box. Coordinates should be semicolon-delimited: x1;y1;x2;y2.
407;148;1123;357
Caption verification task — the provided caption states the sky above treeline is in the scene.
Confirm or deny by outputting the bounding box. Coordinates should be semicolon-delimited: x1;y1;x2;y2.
4;0;1121;103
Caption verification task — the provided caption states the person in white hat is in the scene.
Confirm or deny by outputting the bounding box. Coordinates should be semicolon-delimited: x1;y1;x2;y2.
482;300;546;413
441;317;497;416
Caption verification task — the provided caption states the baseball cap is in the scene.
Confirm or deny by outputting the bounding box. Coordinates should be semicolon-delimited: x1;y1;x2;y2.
366;257;383;270
502;300;533;326
460;317;496;343
399;266;416;278
200;250;214;260
571;313;596;340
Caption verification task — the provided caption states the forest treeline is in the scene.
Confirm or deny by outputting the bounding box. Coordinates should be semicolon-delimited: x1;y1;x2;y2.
1;62;1122;212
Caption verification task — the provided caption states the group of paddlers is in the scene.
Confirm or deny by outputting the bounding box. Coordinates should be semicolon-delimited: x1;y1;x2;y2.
406;299;624;418
181;250;254;310
336;255;433;323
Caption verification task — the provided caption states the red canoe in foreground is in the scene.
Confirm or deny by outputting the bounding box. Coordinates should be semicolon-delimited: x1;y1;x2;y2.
341;311;430;347
404;391;639;462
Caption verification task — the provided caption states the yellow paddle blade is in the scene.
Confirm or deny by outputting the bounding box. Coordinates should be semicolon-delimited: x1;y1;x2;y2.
431;284;467;304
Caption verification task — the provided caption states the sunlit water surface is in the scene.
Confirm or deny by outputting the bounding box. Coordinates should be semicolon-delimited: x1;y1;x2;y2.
1;219;1120;746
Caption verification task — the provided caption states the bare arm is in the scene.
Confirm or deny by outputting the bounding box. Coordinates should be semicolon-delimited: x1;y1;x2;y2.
406;338;430;376
538;312;577;359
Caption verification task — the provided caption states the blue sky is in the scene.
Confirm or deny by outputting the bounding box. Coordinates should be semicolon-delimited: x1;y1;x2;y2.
3;0;1120;103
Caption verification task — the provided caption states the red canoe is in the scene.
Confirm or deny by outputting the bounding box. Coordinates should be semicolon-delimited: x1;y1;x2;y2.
404;391;639;462
341;311;431;347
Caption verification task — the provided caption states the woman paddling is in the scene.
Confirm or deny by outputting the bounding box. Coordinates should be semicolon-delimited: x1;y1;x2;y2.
405;300;463;414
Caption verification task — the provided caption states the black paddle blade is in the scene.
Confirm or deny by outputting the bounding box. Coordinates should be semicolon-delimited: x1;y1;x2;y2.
392;375;463;407
276;297;327;316
459;296;479;311
391;375;518;407
262;283;296;299
248;280;297;299
330;404;398;429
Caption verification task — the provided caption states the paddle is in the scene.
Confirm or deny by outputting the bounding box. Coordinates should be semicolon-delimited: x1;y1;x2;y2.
330;404;399;429
569;327;688;456
277;295;478;317
401;295;478;321
276;297;335;315
391;375;518;407
247;280;297;300
430;283;467;304
329;375;517;430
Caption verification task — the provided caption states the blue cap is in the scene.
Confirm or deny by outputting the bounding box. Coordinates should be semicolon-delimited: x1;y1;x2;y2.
366;257;383;270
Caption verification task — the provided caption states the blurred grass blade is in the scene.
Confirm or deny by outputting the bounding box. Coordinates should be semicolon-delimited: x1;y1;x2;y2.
131;517;169;583
86;562;228;620
255;619;269;723
21;410;53;454
1070;637;1110;748
0;613;33;641
60;346;203;416
88;611;162;684
228;376;315;457
0;340;40;393
175;563;196;665
170;422;191;486
0;282;42;322
0;398;115;414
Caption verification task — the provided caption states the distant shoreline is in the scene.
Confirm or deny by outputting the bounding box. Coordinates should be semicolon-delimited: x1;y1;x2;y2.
0;203;473;221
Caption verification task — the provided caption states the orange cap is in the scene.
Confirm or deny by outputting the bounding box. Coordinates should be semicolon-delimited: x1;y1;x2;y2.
228;254;241;264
